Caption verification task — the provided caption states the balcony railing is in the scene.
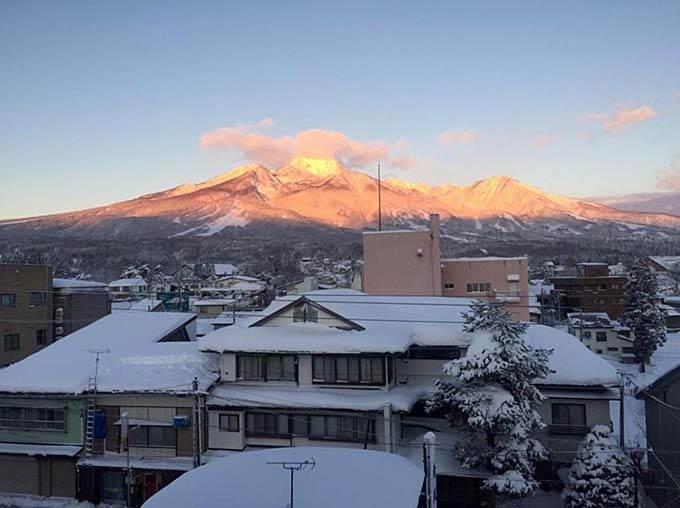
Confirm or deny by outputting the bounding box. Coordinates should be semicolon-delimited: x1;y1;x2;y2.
549;424;590;436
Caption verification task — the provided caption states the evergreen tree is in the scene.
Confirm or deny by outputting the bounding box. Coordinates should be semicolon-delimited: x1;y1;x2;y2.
619;259;666;372
562;425;634;508
429;301;552;498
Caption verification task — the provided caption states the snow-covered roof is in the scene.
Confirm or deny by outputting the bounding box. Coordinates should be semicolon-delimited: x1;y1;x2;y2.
112;298;163;312
649;256;680;272
194;299;236;306
213;263;237;276
524;325;619;386
109;276;147;288
0;313;218;394
141;447;423;508
442;256;527;262
208;382;431;412
566;312;613;328
631;331;680;390
53;278;109;292
216;275;262;283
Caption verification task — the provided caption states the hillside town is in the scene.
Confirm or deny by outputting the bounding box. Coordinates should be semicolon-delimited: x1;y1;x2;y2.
0;214;678;508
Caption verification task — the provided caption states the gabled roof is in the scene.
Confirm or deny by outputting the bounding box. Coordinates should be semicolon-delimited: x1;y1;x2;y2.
248;295;364;331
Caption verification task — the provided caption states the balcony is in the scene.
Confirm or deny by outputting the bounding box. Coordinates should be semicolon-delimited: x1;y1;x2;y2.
549;424;590;436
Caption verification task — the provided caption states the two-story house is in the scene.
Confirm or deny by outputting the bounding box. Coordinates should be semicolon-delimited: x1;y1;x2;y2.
0;312;217;507
200;290;618;508
567;312;635;361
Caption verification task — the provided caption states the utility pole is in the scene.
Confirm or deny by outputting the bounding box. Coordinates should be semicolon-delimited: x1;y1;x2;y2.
423;432;437;508
377;162;382;231
266;458;315;508
192;377;201;468
619;373;625;448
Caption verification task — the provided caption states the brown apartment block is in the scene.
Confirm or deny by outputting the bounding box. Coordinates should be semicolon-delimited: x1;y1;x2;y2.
550;263;625;320
362;214;530;320
0;264;54;366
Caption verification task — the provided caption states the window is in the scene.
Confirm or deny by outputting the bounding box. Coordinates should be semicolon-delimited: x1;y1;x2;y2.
35;329;47;345
596;331;607;342
0;293;16;310
129;426;176;448
219;414;240;432
100;471;126;503
312;355;384;385
29;291;47;307
408;345;460;360
236;355;296;382
443;283;455;290
4;334;20;351
596;349;603;354
466;283;491;294
292;303;318;323
0;406;66;431
245;413;375;442
581;331;592;340
551;403;587;435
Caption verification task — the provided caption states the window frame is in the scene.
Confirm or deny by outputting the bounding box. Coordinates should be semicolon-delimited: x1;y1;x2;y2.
3;333;20;352
128;425;177;449
595;331;607;342
244;412;375;443
219;414;240;432
36;328;47;346
236;354;297;382
465;282;492;294
407;345;461;360
312;355;385;385
0;406;66;432
28;291;47;307
0;293;16;310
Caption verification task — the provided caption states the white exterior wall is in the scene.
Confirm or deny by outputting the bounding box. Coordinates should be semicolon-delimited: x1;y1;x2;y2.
208;410;246;450
261;307;349;328
572;328;633;360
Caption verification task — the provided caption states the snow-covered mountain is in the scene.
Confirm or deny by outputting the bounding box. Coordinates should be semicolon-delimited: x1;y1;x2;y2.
3;157;680;238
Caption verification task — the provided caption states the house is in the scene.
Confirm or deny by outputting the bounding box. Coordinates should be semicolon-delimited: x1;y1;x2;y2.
361;214;530;320
0;263;53;367
141;447;424;508
550;262;626;319
108;277;149;301
634;331;680;507
212;263;238;278
567;312;635;362
192;299;236;318
199;289;617;506
0;312;215;507
647;256;680;294
52;278;111;338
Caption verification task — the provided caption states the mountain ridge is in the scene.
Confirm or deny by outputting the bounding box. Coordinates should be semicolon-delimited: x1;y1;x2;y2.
2;157;680;238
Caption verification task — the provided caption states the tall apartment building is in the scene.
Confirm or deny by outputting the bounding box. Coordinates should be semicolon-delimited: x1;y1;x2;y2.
362;215;529;320
0;265;111;366
0;264;54;367
550;263;625;320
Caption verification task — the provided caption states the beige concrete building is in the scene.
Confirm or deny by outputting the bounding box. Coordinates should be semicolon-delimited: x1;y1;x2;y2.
0;264;54;367
361;215;529;320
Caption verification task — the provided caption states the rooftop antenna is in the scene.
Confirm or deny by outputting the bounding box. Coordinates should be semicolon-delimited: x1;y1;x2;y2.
377;162;382;231
83;348;110;457
267;458;316;508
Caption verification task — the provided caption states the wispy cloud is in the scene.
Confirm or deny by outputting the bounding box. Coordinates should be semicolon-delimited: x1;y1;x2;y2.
201;119;416;169
437;129;479;146
586;105;658;133
534;134;556;147
657;151;680;192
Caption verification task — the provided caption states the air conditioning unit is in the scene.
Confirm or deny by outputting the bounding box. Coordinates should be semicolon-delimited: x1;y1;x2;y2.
54;326;64;335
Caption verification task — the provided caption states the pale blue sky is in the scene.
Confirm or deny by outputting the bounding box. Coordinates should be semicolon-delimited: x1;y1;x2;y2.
1;0;679;219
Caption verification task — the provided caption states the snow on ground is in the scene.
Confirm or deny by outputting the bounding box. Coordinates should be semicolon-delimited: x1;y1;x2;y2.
497;489;563;508
0;495;113;508
141;447;423;508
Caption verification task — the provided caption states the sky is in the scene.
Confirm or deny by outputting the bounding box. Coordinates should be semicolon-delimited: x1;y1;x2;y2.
1;0;679;219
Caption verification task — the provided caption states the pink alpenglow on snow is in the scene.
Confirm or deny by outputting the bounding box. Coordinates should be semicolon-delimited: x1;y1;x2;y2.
141;447;424;508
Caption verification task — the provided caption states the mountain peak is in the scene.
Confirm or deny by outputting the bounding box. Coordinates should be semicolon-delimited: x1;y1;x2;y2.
284;157;345;177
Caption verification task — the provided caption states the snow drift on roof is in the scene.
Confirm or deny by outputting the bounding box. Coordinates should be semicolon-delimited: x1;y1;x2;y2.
109;277;147;287
0;313;218;394
52;278;108;291
141;447;423;508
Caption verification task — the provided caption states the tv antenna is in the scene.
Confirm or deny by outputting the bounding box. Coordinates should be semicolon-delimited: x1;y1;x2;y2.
267;457;316;508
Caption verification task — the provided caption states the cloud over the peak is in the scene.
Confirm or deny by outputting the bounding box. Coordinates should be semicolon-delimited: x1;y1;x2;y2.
657;151;680;192
587;105;658;133
201;119;414;169
437;129;479;146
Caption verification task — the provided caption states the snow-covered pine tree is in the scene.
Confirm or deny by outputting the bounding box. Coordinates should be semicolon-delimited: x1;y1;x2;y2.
619;259;666;373
429;300;552;498
562;425;634;508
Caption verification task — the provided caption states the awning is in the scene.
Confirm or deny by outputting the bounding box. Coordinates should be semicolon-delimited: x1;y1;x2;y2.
114;418;174;427
0;443;82;457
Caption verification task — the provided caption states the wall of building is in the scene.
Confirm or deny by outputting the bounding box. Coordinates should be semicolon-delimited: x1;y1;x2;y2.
0;264;54;366
441;257;529;321
362;216;441;296
55;290;110;337
0;396;83;445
